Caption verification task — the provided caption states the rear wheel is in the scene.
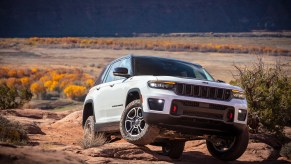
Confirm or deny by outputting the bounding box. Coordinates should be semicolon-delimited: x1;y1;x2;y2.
120;99;159;145
206;126;249;161
83;116;108;148
162;141;185;159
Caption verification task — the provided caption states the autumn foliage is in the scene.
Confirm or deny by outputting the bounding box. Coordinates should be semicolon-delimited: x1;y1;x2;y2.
0;37;290;56
64;85;87;100
0;66;95;101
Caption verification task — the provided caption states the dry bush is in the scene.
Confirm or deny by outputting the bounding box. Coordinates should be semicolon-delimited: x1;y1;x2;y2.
0;84;32;110
80;132;108;149
232;58;291;136
0;116;28;144
280;142;291;159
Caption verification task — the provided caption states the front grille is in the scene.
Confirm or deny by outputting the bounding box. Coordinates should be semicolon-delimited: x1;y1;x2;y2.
183;110;223;120
181;100;229;110
175;83;232;101
172;100;234;121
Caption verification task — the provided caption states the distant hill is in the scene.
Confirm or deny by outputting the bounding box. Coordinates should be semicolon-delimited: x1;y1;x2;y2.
0;0;291;37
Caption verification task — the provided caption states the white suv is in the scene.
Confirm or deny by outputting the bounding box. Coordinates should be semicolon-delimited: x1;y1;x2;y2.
82;55;249;161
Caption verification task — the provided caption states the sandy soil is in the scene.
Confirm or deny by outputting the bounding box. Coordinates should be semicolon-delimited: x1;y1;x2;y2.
1;47;290;82
0;46;290;163
0;109;290;164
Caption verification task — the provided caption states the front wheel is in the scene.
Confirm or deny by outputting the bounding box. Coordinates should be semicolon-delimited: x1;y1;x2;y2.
120;99;159;145
162;141;185;159
206;126;249;161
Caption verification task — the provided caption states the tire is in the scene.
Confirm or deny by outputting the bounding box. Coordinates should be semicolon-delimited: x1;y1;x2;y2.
206;126;249;161
162;141;185;159
120;99;160;145
83;116;107;148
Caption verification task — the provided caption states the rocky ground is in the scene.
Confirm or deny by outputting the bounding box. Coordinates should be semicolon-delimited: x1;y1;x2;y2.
0;109;290;164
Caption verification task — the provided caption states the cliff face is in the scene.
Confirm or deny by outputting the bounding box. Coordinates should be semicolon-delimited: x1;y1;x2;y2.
0;0;291;37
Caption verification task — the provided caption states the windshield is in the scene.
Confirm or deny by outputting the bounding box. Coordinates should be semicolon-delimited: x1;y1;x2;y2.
134;57;214;81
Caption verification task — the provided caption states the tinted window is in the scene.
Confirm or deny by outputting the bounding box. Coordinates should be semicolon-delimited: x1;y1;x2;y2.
104;61;121;83
134;57;214;81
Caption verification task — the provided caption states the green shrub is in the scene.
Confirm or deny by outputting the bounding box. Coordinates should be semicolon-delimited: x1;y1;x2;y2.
233;58;291;136
0;84;32;110
0;116;28;144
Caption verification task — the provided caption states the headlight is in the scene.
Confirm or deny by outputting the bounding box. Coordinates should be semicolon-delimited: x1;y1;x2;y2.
148;81;176;89
232;89;245;99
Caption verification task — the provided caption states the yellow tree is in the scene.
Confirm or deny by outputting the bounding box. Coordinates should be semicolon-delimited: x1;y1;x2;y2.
44;80;59;92
63;85;86;100
85;79;94;87
30;82;46;99
7;69;17;77
20;77;30;87
6;78;19;88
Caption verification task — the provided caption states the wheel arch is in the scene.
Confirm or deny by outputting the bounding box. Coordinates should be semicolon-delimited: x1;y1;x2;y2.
125;88;142;107
82;99;95;128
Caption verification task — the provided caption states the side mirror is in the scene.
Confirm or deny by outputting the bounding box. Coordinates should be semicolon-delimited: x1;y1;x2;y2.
216;80;225;83
113;67;130;78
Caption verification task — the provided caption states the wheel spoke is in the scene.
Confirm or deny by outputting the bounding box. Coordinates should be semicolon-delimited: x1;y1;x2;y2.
130;127;138;135
137;125;142;133
139;120;145;129
136;107;143;118
126;108;136;120
125;120;133;132
212;137;236;152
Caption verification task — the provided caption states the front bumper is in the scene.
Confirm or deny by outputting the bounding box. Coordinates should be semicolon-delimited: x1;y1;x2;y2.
141;88;248;136
143;112;246;136
142;89;248;124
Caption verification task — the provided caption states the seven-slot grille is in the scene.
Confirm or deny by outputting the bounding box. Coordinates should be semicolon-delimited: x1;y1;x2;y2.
174;83;232;101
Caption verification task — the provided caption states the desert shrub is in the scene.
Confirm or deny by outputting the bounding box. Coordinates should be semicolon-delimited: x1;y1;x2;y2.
0;116;28;144
280;142;291;159
63;85;87;101
233;58;291;136
81;132;107;149
0;84;32;110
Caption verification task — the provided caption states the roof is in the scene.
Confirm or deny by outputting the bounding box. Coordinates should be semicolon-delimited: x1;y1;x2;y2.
110;54;202;68
132;55;202;68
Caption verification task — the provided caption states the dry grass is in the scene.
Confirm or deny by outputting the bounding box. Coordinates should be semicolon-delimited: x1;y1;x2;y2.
1;37;290;56
80;132;108;149
0;116;28;145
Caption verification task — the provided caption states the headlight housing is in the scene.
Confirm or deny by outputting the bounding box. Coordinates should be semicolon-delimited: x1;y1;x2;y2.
232;89;246;99
148;81;176;89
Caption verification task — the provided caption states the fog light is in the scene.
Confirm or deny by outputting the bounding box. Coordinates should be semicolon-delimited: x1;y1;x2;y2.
226;110;234;122
238;109;247;121
148;98;164;111
170;104;178;115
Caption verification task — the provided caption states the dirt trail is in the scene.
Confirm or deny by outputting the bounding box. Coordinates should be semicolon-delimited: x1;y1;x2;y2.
0;109;290;164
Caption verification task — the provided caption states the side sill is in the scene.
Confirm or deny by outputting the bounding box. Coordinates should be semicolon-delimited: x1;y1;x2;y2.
94;121;120;132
